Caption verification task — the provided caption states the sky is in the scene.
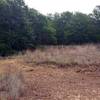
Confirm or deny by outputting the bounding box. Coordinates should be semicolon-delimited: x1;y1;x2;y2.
24;0;100;15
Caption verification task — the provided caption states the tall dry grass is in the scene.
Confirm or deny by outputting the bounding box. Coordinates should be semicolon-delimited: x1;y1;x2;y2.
23;44;100;66
0;69;25;100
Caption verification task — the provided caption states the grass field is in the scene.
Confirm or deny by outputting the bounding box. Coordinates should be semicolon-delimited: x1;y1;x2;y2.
0;44;100;100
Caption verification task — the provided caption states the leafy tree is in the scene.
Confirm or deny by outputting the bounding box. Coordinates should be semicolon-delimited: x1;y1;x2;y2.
0;0;100;56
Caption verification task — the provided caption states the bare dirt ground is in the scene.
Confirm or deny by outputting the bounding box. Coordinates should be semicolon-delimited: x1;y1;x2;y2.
0;45;100;100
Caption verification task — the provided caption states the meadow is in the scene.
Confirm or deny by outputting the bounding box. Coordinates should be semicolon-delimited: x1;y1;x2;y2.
0;44;100;100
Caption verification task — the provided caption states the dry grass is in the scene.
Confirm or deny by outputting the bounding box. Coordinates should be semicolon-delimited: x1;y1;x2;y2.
23;44;100;66
0;69;25;100
0;44;100;100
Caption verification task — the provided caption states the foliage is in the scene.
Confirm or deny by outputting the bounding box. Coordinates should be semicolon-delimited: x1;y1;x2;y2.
0;0;100;55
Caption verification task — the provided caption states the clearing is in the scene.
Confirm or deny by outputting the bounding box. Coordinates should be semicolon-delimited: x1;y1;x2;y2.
0;45;100;100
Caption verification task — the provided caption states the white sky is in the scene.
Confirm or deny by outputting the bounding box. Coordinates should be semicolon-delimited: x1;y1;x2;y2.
24;0;100;15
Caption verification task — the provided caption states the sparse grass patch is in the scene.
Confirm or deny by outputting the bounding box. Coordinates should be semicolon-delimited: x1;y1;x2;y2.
0;70;25;100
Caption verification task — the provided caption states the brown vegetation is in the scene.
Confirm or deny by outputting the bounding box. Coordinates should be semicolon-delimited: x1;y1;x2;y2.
0;44;100;100
0;69;25;100
23;44;100;65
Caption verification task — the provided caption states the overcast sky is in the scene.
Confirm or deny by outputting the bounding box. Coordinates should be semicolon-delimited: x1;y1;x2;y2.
24;0;100;15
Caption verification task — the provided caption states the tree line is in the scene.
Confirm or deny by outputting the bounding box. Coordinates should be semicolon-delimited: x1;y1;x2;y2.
0;0;100;56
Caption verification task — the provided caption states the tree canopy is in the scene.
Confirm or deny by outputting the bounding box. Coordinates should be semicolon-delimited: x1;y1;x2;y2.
0;0;100;56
